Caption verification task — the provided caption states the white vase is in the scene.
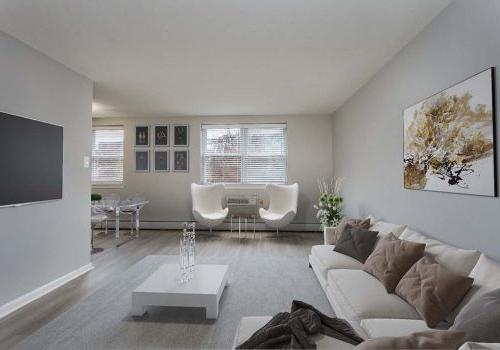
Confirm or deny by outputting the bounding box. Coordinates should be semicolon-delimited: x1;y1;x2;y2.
323;226;336;245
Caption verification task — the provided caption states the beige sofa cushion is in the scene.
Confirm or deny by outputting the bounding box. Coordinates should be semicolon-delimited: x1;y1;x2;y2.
327;269;421;320
233;316;361;350
354;330;465;350
232;317;498;350
458;342;500;350
399;228;480;277
360;319;434;339
310;245;364;282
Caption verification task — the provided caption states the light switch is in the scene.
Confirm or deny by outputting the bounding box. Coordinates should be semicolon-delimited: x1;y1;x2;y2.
84;156;90;168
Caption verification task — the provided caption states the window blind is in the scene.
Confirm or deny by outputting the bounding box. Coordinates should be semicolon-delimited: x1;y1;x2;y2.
201;124;287;184
91;127;124;186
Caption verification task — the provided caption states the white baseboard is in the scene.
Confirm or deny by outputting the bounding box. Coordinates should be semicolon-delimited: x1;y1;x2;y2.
99;220;320;232
0;263;94;320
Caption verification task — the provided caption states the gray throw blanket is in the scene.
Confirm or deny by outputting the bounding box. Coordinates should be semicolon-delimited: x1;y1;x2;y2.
236;300;364;349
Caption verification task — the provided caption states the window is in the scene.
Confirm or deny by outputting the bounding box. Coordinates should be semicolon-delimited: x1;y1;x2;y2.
91;127;124;186
201;124;287;185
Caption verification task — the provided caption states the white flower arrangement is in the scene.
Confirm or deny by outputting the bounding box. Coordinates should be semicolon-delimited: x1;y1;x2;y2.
313;177;344;228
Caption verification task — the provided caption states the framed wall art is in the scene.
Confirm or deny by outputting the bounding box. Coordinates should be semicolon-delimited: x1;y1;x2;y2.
154;150;170;172
135;150;150;172
154;125;169;147
135;125;150;147
403;68;496;197
173;124;189;147
173;149;189;172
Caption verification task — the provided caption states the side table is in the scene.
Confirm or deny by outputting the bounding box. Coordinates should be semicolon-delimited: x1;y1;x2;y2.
230;214;257;239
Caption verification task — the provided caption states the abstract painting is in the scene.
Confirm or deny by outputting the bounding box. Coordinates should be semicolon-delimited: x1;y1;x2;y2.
404;68;496;196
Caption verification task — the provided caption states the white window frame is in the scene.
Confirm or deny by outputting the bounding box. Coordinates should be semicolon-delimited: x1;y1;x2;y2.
200;123;288;186
91;125;125;188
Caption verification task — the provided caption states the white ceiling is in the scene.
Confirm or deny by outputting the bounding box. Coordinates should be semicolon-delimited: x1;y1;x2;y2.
0;0;452;117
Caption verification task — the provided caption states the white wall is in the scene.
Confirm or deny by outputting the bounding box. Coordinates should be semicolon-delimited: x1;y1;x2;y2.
93;115;333;231
331;0;500;260
0;31;93;307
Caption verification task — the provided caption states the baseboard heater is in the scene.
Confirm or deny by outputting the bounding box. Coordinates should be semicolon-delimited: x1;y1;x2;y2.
226;195;258;216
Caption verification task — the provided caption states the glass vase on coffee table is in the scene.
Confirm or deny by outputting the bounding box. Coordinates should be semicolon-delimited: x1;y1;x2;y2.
179;222;196;283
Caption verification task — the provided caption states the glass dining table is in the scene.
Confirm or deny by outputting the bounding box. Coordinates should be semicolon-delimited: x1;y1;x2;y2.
92;199;149;247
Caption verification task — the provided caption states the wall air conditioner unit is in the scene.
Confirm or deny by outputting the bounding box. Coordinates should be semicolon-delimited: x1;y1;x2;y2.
226;195;258;216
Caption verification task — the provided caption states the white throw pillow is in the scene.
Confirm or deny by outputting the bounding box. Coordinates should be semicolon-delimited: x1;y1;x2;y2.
449;254;500;321
369;220;407;238
399;228;480;277
470;254;500;291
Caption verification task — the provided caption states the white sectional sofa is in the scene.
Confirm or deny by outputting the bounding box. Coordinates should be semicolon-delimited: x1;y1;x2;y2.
233;216;500;349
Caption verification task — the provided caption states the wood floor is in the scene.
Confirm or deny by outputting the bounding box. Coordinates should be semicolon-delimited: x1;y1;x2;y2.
0;229;321;349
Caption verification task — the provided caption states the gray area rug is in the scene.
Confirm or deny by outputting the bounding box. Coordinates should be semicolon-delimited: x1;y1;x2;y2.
15;255;332;349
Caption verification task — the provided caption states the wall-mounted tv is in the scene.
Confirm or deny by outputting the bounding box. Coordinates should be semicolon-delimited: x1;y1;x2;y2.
0;111;63;207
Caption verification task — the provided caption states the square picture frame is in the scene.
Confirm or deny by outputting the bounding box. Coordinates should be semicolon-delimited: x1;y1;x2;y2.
173;149;189;172
154;150;170;172
173;124;189;147
135;149;150;172
154;125;169;147
135;125;150;147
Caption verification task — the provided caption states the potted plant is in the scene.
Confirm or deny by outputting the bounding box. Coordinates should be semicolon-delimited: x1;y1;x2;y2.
91;193;102;203
313;178;344;245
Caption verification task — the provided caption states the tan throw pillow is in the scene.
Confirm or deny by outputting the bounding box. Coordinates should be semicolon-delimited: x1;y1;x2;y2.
354;330;465;350
363;234;425;293
396;256;474;328
332;217;370;244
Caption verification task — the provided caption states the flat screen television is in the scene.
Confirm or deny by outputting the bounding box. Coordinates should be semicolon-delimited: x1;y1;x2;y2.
0;111;63;207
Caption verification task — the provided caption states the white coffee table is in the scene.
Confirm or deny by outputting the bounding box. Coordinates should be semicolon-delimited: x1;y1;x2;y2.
131;264;229;319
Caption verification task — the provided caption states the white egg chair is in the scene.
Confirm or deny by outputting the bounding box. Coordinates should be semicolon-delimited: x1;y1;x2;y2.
259;183;299;236
191;183;229;232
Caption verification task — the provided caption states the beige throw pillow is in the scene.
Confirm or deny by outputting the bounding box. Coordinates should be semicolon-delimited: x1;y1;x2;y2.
396;256;474;328
363;234;425;293
332;217;370;244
